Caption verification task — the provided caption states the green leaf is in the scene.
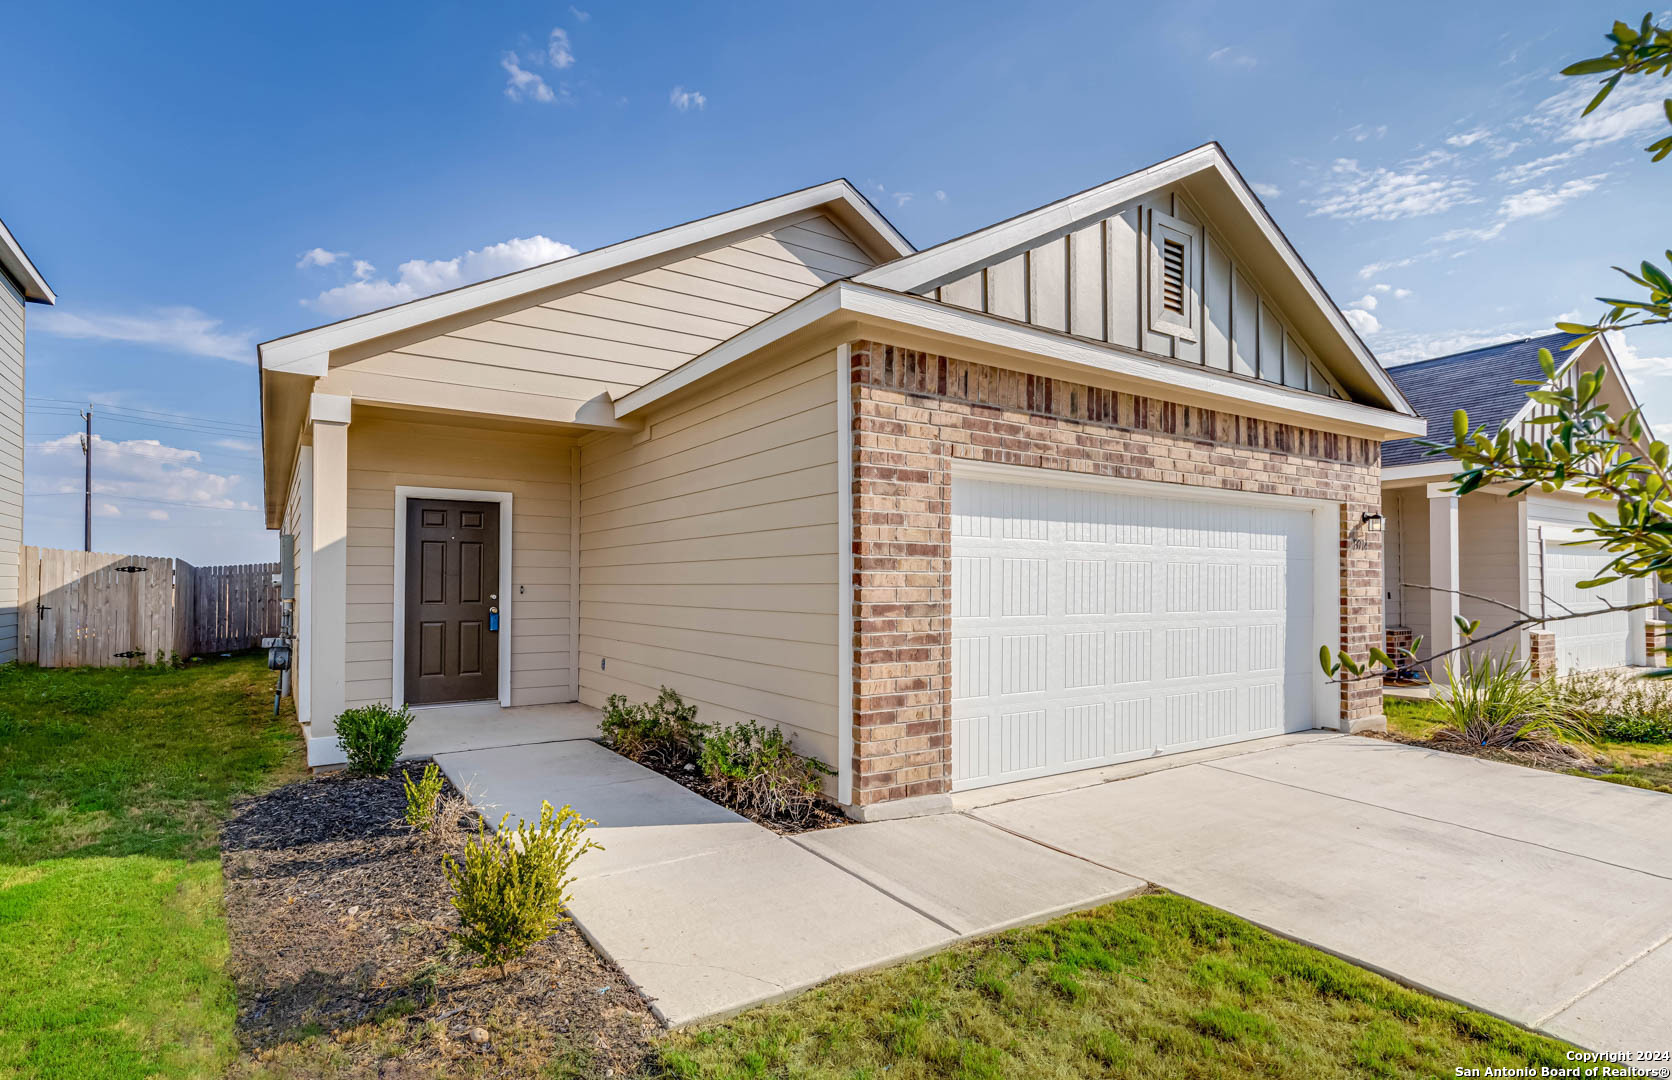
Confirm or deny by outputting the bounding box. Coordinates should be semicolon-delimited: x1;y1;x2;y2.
1577;575;1622;588
1560;56;1620;75
1452;409;1468;443
1318;645;1336;676
1368;647;1395;670
1583;74;1622;116
1538;347;1558;377
1643;261;1672;294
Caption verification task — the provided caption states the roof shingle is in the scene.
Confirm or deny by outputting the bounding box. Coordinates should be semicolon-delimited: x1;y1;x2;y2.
1380;331;1569;467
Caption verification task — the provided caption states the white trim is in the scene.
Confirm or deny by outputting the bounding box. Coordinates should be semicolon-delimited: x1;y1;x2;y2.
295;444;314;729
569;447;581;701
1381;461;1454;483
0;215;54;304
835;344;855;806
614;282;1428;439
258;180;912;375
392;486;515;709
853;143;1412;417
949;458;1344;734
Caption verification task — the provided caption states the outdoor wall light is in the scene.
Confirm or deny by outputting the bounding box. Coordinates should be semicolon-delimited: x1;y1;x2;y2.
1361;511;1385;533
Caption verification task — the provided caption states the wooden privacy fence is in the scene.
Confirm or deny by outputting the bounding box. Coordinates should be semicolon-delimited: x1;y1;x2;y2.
18;546;281;667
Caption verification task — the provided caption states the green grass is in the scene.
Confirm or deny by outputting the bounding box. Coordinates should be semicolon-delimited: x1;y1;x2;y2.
1385;694;1672;793
652;893;1573;1079
0;654;304;1079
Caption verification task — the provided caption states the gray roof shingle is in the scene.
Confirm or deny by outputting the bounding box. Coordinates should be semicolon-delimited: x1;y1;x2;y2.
1380;331;1570;467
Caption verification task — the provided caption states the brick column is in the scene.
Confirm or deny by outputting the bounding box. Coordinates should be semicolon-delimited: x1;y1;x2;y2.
1527;631;1557;680
1341;501;1386;732
849;343;952;807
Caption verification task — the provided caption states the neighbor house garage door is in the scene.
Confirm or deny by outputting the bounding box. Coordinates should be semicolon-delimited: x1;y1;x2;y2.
950;475;1319;790
1544;542;1630;673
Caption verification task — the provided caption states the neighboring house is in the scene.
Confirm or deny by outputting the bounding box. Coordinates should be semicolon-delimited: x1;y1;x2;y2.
0;218;54;664
258;143;1422;814
1381;332;1650;676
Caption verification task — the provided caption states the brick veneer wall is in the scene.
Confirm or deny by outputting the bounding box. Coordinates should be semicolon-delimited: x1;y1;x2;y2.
847;339;1387;806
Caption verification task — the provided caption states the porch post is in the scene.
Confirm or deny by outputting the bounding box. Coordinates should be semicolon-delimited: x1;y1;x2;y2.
1426;482;1460;670
309;393;352;737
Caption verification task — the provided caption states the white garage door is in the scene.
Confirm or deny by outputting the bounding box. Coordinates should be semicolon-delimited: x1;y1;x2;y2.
1544;542;1630;672
950;475;1320;791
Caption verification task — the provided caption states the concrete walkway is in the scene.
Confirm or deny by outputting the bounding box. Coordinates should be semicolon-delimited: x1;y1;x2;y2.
435;739;1142;1025
973;735;1672;1052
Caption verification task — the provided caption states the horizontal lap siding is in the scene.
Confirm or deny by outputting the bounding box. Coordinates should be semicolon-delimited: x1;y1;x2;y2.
578;349;840;763
345;417;576;709
1457;493;1523;662
0;275;25;663
319;214;875;420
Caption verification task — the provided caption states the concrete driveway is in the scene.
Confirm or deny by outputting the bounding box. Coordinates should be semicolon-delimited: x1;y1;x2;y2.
972;734;1672;1051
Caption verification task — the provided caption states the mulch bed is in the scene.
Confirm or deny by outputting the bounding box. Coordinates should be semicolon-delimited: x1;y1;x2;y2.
221;764;658;1077
616;749;849;835
1363;729;1605;773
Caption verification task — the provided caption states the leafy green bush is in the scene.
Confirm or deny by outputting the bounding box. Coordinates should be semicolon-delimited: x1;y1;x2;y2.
1549;669;1672;743
335;702;413;775
443;800;598;973
1430;652;1592;763
600;686;706;767
403;762;444;832
698;719;834;822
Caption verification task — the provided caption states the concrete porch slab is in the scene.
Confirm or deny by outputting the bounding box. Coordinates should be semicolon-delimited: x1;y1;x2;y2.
973;761;1672;1033
306;700;600;767
567;834;956;1027
434;740;762;881
794;814;1144;935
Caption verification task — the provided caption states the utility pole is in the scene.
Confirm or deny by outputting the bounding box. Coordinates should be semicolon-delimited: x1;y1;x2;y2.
79;408;91;552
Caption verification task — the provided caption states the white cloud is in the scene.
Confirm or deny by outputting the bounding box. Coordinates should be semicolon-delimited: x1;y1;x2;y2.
351;258;374;280
213;438;259;454
30;433;259;512
1373;322;1549;366
1370;283;1391;294
1529;78;1672;151
1497;173;1606;220
296;247;346;269
1309;157;1476;221
569;6;589;20
1605;330;1672;379
934;190;947;203
1343;309;1382;335
1358;255;1422;280
304;235;579;317
1250;182;1282;198
1207;46;1256;69
1393;287;1412;300
1445;127;1491;147
146;509;169;521
892;192;914;207
548;28;574;69
502;52;556;103
1493;149;1581;185
669;86;706;111
34;306;254;364
1348;294;1378;311
1347;123;1389;143
95;502;121;518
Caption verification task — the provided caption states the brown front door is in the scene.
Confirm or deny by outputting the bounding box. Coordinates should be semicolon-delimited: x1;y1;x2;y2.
405;498;500;705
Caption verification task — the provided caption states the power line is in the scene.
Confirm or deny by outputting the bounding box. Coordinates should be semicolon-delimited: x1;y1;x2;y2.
25;490;263;513
25;397;261;433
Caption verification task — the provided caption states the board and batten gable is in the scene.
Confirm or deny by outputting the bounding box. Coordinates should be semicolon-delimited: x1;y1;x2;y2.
342;414;578;710
928;186;1347;401
577;347;840;764
0;271;25;663
313;213;876;423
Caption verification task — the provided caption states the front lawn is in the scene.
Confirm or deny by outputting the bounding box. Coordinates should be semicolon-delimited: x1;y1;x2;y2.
653;893;1573;1079
1385;695;1672;792
0;654;304;1079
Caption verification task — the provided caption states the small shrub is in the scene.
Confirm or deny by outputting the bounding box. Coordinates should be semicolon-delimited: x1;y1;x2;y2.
698;719;834;822
1550;669;1672;743
336;702;414;775
444;800;599;973
601;687;706;767
403;762;444;832
1430;652;1592;764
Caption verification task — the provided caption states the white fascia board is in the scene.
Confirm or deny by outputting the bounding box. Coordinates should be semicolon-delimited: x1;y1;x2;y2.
1381;461;1453;485
258;180;911;376
616;282;1428;439
0;216;54;304
855;143;1415;419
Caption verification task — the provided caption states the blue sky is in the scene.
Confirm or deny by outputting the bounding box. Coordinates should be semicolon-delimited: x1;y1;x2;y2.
2;0;1668;563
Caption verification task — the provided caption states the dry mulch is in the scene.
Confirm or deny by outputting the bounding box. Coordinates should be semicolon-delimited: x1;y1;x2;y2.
1364;728;1602;772
618;749;849;835
221;764;659;1078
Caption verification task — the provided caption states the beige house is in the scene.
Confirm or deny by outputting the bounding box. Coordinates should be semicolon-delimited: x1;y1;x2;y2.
0;218;54;664
259;143;1423;814
1381;332;1652;677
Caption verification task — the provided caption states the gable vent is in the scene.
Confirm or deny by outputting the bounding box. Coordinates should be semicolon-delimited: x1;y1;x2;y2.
1160;237;1187;314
